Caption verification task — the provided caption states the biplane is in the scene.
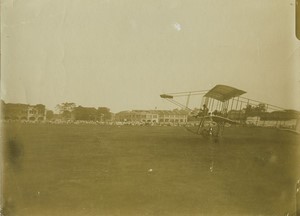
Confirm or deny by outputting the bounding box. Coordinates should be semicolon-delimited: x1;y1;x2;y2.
160;84;289;138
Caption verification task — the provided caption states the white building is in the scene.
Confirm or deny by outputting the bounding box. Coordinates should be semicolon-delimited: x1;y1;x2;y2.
115;109;188;125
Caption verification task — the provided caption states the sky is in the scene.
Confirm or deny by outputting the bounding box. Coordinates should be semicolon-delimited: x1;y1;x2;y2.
1;0;300;112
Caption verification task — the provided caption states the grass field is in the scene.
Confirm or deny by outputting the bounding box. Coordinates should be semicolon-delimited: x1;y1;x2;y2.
2;123;300;216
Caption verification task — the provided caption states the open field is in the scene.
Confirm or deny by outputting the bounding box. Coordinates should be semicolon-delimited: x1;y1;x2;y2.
1;123;300;216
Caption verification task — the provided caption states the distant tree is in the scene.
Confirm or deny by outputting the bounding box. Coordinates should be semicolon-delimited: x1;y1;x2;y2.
284;110;300;119
73;106;86;120
244;103;267;117
255;103;267;113
35;104;46;115
97;107;112;121
56;102;76;120
244;104;253;117
268;110;300;121
2;103;28;120
56;102;76;113
0;100;5;119
73;106;97;121
46;110;54;120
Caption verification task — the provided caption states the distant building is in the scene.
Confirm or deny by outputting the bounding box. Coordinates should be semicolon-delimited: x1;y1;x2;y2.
2;101;46;121
114;110;155;123
115;109;188;125
296;118;300;133
155;110;188;124
244;110;300;131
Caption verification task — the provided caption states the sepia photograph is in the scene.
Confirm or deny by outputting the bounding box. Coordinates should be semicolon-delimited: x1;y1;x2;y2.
1;0;300;215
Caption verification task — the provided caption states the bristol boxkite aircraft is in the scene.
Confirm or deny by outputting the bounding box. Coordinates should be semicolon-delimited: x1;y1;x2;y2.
160;84;287;139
